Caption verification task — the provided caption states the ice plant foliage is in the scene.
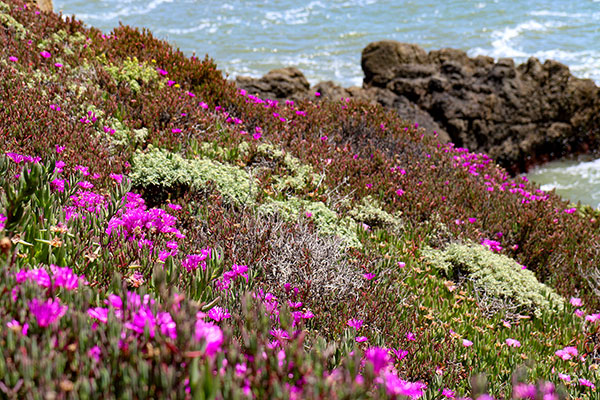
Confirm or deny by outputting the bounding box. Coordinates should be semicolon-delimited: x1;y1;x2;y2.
1;3;600;398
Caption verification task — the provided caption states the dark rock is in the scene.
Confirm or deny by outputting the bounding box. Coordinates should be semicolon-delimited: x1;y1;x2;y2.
236;67;310;102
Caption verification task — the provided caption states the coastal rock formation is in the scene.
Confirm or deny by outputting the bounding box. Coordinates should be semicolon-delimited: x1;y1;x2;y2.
236;41;600;172
36;0;53;12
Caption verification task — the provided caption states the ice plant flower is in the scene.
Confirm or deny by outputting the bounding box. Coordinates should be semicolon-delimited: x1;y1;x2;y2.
29;298;67;327
481;238;502;252
462;339;473;347
208;307;231;322
570;297;583;307
195;314;223;357
558;373;570;382
396;188;405;196
555;346;578;360
39;50;51;58
579;378;595;389
365;347;390;375
9;56;18;62
441;388;456;399
356;336;368;343
406;332;416;341
54;62;63;68
383;372;427;398
88;346;102;362
0;213;7;231
363;272;376;280
505;338;521;347
347;318;364;330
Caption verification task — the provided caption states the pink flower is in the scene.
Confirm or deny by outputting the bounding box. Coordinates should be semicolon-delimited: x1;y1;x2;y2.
195;316;223;357
570;297;582;307
199;101;209;109
7;320;28;335
585;313;600;322
109;173;123;184
564;207;577;214
347;318;364;330
314;92;321;97
390;348;408;361
384;372;427;397
406;332;416;341
320;135;328;142
481;239;502;252
29;298;67;327
39;51;51;58
365;347;390;375
396;188;405;197
87;307;109;323
88;345;101;361
579;378;595;389
208;306;231;322
442;388;456;399
78;181;94;189
555;346;578;360
398;262;406;268
186;91;195;97
156;68;168;76
363;272;376;280
51;178;65;192
468;218;477;223
9;56;18;62
355;336;368;343
172;128;182;133
558;373;570;382
462;339;473;347
505;338;521;348
54;63;63;68
167;80;176;86
305;211;312;218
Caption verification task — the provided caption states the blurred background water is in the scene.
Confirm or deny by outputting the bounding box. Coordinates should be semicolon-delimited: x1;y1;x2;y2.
53;0;600;206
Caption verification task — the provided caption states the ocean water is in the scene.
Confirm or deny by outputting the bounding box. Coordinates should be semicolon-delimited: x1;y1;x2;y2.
53;0;600;87
53;0;600;206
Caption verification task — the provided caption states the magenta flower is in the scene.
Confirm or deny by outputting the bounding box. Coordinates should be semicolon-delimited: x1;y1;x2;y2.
462;339;473;347
513;383;536;399
396;188;405;197
54;63;63;68
39;50;51;58
570;297;582;307
406;332;416;341
9;56;18;62
365;347;390;375
77;181;94;189
167;80;175;86
172;128;182;133
50;265;83;290
50;178;65;192
87;307;109;323
441;388;456;399
555;346;578;360
7;320;28;335
390;348;408;361
0;213;7;231
88;345;101;362
29;298;67;327
167;203;182;210
208;306;231;322
579;378;595;389
347;318;364;330
363;272;376;280
156;68;168;76
558;373;570;382
314;92;321;97
109;173;123;184
585;313;600;322
384;372;427;397
481;238;502;252
355;336;368;343
505;338;521;348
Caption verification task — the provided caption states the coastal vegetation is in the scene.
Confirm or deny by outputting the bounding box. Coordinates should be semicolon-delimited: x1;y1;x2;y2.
0;0;599;398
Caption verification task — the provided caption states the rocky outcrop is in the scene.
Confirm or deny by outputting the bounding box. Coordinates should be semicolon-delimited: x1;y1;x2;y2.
236;41;600;173
36;0;53;12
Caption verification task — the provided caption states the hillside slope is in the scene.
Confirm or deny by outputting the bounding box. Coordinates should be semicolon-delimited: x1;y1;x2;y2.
0;0;599;397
